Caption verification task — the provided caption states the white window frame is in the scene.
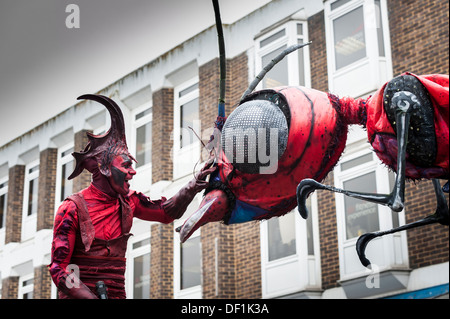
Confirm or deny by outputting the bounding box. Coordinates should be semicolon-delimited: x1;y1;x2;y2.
173;77;201;179
18;273;34;299
173;194;202;299
334;138;408;281
255;20;311;90
131;102;153;171
324;0;393;97
260;193;321;298
0;177;8;246
127;234;151;299
128;102;153;194
55;143;74;208
22;159;39;241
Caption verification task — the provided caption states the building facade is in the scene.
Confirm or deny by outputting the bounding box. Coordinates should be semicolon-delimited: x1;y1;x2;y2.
0;0;448;299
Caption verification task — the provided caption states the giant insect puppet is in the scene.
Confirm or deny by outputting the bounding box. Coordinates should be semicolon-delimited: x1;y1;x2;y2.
177;0;449;268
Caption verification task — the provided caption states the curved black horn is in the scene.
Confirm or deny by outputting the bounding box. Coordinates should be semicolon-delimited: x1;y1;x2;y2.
77;94;126;141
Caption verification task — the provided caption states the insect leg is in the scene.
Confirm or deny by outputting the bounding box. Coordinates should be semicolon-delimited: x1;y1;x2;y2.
296;91;417;219
356;179;448;267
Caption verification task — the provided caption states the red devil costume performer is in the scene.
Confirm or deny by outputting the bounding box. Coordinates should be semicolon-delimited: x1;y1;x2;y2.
48;94;215;299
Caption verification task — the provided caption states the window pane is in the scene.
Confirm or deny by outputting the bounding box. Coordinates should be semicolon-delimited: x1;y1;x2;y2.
179;83;198;98
28;178;38;216
133;253;150;299
268;213;296;261
132;238;151;250
297;39;305;86
0;193;6;229
333;6;366;69
305;197;314;256
61;148;74;157
262;45;288;88
340;153;373;171
23;292;33;299
260;29;285;48
389;170;400;228
331;0;352;10
180;236;201;289
60;161;73;201
180;98;199;148
135;108;151;120
343;172;380;239
375;0;385;57
136;122;152;167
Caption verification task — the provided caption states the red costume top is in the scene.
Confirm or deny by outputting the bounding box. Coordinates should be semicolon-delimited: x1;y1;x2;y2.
48;184;173;299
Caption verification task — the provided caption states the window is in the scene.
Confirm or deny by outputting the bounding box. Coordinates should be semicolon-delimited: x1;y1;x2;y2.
173;78;201;178
334;139;408;279
176;81;199;149
261;195;321;298
325;0;392;97
22;160;39;240
0;180;7;230
133;106;152;169
130;237;151;299
180;236;201;290
57;145;74;204
333;5;366;70
267;213;296;261
173;196;202;299
343;171;379;239
256;20;310;90
19;274;34;299
26;164;39;216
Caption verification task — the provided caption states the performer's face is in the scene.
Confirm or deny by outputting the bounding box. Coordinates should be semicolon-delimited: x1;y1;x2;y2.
108;154;136;196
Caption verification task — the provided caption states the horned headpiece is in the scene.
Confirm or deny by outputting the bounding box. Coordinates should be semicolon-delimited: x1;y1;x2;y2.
68;94;136;180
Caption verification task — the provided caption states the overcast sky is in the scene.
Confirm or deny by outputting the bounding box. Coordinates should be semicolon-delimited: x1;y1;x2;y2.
0;0;271;146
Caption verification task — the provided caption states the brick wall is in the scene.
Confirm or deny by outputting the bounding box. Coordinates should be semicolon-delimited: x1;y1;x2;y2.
152;88;174;184
201;223;236;298
33;265;52;299
1;276;19;299
150;223;174;298
5;165;25;244
37;148;57;231
308;11;329;92
316;174;340;289
72;130;92;192
387;0;449;75
404;180;449;268
233;222;262;299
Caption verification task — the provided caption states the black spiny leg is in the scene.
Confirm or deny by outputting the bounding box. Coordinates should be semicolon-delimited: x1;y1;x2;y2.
297;90;416;219
356;179;449;268
297;91;428;268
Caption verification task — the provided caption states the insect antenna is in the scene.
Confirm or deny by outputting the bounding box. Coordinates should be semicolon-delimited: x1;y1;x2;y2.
240;41;312;101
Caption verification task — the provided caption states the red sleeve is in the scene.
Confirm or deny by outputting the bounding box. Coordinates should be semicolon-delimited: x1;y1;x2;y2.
48;200;78;288
130;192;175;224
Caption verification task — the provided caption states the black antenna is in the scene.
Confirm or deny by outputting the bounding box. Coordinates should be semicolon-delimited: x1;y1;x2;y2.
212;0;226;117
240;41;312;101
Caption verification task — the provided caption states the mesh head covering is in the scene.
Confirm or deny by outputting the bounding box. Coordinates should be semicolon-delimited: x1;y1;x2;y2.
68;94;136;180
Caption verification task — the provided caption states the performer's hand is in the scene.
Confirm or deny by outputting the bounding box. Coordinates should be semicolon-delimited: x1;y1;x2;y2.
163;158;217;220
192;158;217;192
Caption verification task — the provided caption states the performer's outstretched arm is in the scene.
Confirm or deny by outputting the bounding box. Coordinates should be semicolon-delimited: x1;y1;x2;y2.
133;159;216;222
